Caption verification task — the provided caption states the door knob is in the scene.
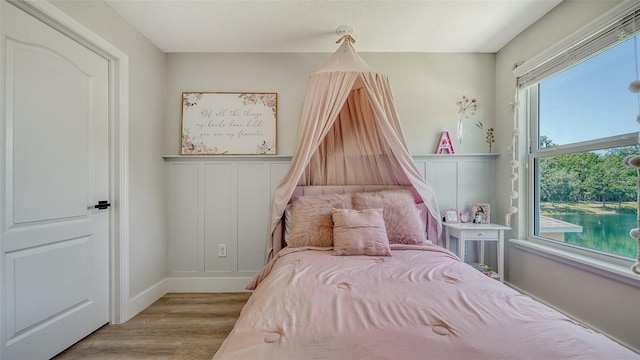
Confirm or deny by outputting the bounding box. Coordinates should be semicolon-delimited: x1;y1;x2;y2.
94;200;111;210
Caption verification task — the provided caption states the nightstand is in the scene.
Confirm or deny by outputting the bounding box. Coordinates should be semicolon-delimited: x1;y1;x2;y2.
442;223;511;282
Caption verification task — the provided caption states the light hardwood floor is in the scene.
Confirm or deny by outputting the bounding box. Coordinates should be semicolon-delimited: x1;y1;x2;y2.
53;292;252;360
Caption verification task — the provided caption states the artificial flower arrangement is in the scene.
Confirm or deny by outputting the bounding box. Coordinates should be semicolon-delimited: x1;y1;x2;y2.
455;95;478;144
486;127;495;153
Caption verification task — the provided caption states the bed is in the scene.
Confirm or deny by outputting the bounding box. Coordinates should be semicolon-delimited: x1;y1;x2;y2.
213;187;638;359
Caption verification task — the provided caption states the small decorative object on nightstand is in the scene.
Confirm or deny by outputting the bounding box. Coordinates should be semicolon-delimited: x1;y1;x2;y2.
471;203;490;224
444;208;460;223
442;222;510;282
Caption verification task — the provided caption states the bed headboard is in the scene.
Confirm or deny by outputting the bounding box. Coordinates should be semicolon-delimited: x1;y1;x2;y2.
288;185;423;204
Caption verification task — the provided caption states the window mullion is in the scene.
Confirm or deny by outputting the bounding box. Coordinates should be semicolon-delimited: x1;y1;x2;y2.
533;133;639;157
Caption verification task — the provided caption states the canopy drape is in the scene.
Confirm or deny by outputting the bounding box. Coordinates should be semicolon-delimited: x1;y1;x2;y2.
267;41;441;260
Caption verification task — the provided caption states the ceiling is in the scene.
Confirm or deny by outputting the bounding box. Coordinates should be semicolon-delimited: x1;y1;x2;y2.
105;0;563;53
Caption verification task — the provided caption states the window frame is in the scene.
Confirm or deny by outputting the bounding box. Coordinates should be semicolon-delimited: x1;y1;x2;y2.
526;84;639;264
512;0;640;285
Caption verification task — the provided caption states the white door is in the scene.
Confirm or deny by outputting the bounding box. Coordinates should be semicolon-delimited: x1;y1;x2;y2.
1;2;110;359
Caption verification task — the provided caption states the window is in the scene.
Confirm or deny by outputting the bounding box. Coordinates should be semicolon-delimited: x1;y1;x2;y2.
528;34;639;259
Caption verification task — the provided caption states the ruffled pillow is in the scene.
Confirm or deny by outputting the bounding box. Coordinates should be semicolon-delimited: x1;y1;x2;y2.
352;189;427;245
332;208;391;256
288;193;352;247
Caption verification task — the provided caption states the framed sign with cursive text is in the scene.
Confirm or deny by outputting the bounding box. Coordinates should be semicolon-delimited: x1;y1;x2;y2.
180;92;277;155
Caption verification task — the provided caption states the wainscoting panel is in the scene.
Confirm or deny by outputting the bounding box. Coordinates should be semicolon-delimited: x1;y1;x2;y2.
167;163;200;274
236;163;270;273
421;159;458;211
457;159;496;214
203;163;233;273
164;154;497;290
269;162;290;202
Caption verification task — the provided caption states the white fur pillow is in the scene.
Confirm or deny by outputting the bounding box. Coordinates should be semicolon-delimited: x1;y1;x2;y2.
352;189;427;245
332;208;391;256
288;193;352;247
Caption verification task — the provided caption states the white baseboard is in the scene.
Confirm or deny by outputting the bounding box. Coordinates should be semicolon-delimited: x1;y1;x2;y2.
126;278;168;322
166;277;253;292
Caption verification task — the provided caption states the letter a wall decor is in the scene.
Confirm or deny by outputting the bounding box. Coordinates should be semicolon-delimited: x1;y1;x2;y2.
435;131;455;154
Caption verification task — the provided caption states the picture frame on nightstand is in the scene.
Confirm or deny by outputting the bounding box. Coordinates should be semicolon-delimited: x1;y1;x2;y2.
444;208;460;223
471;203;490;224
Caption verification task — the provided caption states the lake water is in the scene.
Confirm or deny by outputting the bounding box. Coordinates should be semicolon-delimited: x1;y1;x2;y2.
550;214;637;258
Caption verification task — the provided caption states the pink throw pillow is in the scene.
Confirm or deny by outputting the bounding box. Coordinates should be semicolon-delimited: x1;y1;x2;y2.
352;189;427;245
288;193;352;247
332;208;391;256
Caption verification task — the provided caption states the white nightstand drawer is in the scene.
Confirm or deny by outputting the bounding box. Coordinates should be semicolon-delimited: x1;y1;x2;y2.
467;230;499;239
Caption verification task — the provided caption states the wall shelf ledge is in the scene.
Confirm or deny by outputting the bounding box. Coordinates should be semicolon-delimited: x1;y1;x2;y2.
162;153;499;161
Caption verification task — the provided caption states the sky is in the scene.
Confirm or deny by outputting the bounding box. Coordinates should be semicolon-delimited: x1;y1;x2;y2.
539;35;639;147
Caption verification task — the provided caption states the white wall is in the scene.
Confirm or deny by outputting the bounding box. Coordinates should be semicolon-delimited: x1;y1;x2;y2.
166;52;496;155
50;0;168;319
496;0;640;352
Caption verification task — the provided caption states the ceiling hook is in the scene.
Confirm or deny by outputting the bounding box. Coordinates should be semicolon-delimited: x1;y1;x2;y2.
335;25;356;44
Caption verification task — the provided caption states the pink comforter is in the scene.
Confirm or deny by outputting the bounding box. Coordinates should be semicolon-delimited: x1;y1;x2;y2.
214;244;638;359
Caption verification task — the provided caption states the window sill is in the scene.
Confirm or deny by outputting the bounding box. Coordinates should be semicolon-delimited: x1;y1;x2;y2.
509;239;640;289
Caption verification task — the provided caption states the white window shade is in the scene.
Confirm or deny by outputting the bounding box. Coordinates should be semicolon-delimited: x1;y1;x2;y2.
514;1;640;89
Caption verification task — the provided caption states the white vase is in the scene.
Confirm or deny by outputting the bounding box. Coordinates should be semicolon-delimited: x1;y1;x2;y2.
457;119;465;145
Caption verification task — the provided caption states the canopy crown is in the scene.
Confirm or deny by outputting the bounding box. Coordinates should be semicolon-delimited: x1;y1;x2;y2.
316;41;375;74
